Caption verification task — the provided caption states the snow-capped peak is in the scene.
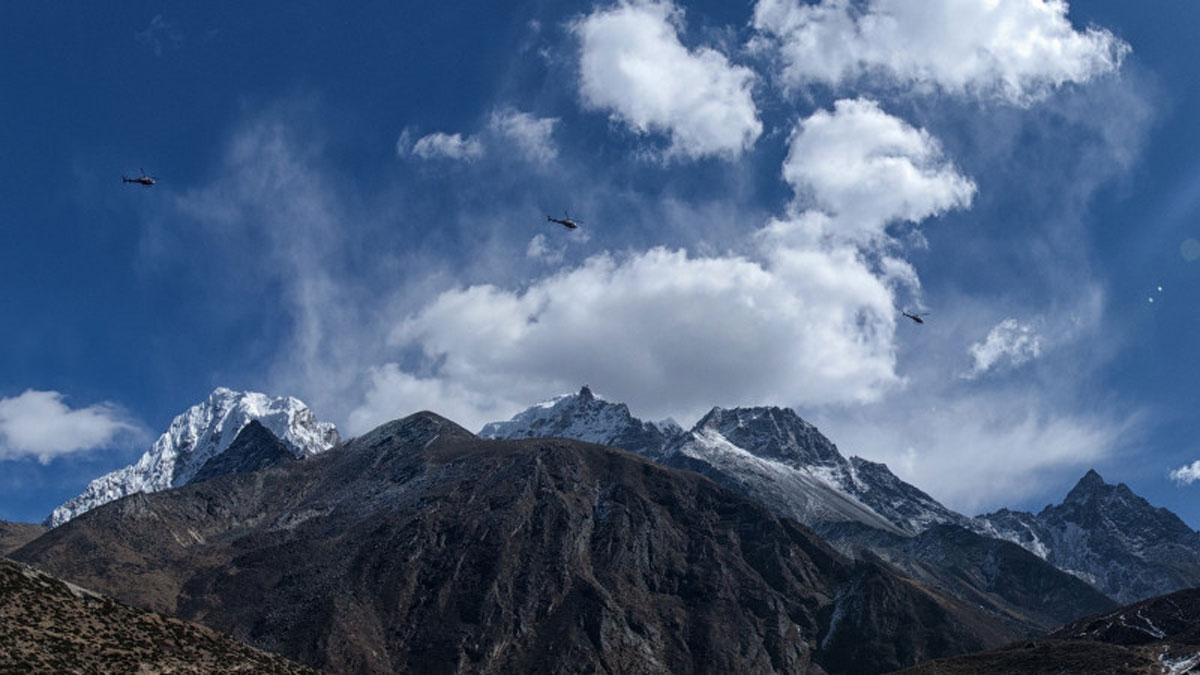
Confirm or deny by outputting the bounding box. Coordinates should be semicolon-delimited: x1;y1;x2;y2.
479;385;680;458
46;388;338;527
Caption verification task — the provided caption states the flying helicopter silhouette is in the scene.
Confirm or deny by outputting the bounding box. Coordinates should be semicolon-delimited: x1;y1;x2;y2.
547;211;581;230
901;310;929;324
122;169;156;187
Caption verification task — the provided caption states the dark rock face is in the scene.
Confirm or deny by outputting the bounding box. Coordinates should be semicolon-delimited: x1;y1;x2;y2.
900;587;1200;674
693;406;846;469
0;558;314;674
822;523;1116;636
1052;587;1200;646
11;412;1019;674
0;520;44;556
977;470;1200;603
191;419;296;484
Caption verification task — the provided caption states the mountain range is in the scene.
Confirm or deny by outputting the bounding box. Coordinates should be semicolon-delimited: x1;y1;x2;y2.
11;412;1021;673
976;470;1200;604
481;387;1200;621
7;385;1199;673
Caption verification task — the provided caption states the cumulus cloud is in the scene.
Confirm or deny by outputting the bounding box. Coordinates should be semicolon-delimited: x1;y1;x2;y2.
372;246;899;430
489;109;559;162
0;390;142;463
1170;461;1200;485
965;318;1043;377
751;0;1129;104
574;0;761;160
410;132;485;161
351;99;973;432
779;98;975;244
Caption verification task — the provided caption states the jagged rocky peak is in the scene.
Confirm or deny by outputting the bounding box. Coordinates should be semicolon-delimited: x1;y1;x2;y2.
976;468;1200;604
46;387;339;527
1062;469;1108;503
479;385;679;457
190;420;294;485
693;405;844;468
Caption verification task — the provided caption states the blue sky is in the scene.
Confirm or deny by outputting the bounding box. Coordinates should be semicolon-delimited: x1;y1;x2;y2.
2;1;1199;526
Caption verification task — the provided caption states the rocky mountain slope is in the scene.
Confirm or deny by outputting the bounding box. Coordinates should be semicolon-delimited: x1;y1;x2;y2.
824;522;1115;636
483;388;965;537
0;520;44;556
665;406;969;537
0;558;314;674
11;412;1022;674
902;587;1200;674
481;389;1117;634
47;387;338;527
976;470;1200;604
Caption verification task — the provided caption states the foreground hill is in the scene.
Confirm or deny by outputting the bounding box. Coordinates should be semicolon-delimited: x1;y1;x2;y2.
900;587;1200;674
0;520;44;555
12;412;1020;674
0;558;313;674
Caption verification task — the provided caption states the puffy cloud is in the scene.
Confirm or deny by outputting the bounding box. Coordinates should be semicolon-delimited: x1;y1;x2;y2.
410;132;485;161
965;318;1043;377
780;98;975;244
351;100;974;433
369;246;900;431
574;0;761;160
1170;461;1200;485
489;109;559;162
0;390;142;463
751;0;1129;104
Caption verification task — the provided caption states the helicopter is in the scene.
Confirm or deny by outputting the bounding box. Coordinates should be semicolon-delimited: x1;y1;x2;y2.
901;310;929;324
122;169;156;187
547;211;581;230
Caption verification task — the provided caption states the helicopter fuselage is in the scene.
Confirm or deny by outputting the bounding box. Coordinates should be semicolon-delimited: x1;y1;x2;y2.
548;216;578;229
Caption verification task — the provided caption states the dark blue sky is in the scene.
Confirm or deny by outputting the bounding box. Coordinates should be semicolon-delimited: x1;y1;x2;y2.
2;1;1198;526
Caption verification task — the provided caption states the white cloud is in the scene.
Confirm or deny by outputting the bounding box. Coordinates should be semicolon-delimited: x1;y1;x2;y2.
1170;461;1200;485
966;318;1043;377
373;246;900;431
751;0;1129;104
350;100;974;433
0;390;142;463
489;109;559;162
411;132;485;161
574;0;761;160
779;98;976;245
525;233;564;265
816;391;1130;514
